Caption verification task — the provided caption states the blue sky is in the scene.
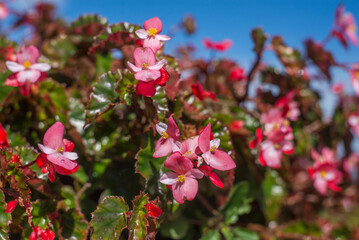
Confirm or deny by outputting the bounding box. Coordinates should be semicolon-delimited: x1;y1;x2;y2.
7;0;359;116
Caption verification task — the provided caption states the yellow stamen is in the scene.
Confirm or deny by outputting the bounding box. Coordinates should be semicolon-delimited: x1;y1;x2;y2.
147;28;158;37
283;119;290;126
57;146;64;152
355;71;359;79
320;171;327;178
210;146;217;153
23;60;31;68
273;123;278;129
177;175;185;183
274;143;280;149
161;131;169;139
142;63;149;69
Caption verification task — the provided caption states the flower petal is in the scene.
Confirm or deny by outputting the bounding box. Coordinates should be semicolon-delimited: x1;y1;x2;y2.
17;70;41;83
43;122;64;149
134;69;161;81
148;59;167;71
159;171;178;185
16;45;40;64
164;152;193;174
186;169;204;179
135;81;156;97
133;47;156;67
167;114;180;139
153;138;172;158
30;63;51;72
6;61;25;72
38;144;57;154
47;152;78;170
156;122;168;135
135;29;149;39
62;151;78;160
143;17;163;32
172;177;198;203
127;61;142;72
202;150;236;171
198;123;211;153
156;34;171;41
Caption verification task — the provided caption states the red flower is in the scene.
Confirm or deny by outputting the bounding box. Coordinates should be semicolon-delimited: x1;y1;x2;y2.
0;123;9;147
203;38;233;52
5;200;17;213
135;68;169;97
29;226;55;240
229;67;246;82
191;82;217;101
146;202;162;218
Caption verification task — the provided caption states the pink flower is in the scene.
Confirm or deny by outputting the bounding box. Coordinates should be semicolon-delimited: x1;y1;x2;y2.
5;46;51;96
343;153;359;181
127;47;167;82
333;5;358;46
153;114;181;158
349;64;359;96
37;122;78;182
258;139;293;169
30;226;55;240
180;136;199;160
203;38;233;52
0;123;9;148
198;123;236;171
348;111;359;136
249;128;263;149
191;82;217;101
331;82;344;94
229;67;246;82
0;2;9;19
308;162;342;195
160;152;204;203
198;165;224;188
135;17;171;53
135;67;169;97
275;92;300;121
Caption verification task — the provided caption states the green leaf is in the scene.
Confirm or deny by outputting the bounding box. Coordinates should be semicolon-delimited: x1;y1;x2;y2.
0;71;14;105
251;28;267;54
85;71;120;124
96;53;113;77
128;193;148;240
90;196;129;240
271;36;305;76
220;182;252;225
160;216;190;240
60;209;89;239
89;22;141;54
232;227;259;240
42;37;76;68
0;191;10;240
199;230;221;240
115;70;137;106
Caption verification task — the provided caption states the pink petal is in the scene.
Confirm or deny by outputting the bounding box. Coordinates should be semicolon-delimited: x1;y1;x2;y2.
133;47;156;67
202;150;236;171
30;63;51;72
167;114;180;139
314;177;327;195
134;69;161;81
127;61;142;72
5;74;19;87
6;61;25;72
172;177;198;203
136;81;156;97
159;171;178;185
261;141;282;168
164;152;193;174
54;163;78;175
153;138;172;158
17;70;41;83
148;59;167;71
169;138;181;152
208;172;224;188
180;137;199;159
62;152;78;160
38;144;57;154
47;152;78;170
186;169;204;179
16;45;40;64
198;123;211;153
43;122;64;149
135;29;149;39
350;70;359;96
143;17;163;33
143;38;162;53
156;34;171;41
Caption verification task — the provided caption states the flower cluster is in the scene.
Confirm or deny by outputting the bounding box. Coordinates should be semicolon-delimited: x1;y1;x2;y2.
249;92;299;168
154;115;236;203
307;148;342;195
5;45;51;96
332;4;358;48
127;17;171;97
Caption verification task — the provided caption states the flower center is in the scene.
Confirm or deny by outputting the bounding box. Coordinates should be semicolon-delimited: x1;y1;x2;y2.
355;71;359;79
147;28;158;37
23;60;31;68
320;171;327;178
161;131;169;139
349;24;357;33
184;151;192;156
142;63;149;69
177;175;185;183
57;146;64;152
210;146;217;153
283;119;290;126
274;143;280;149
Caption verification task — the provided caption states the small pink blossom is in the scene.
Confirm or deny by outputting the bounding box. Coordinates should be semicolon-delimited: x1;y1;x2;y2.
275;91;300;121
229;66;246;82
180;136;199;160
5;46;51;96
258;139;293;169
203;38;233;52
29;226;55;240
333;5;358;46
191;82;217;101
249;128;263;149
331;82;344;94
135;67;169;97
0;2;9;19
198;123;236;171
349;64;359;96
127;47;167;82
348;111;359;136
160;152;204;203
135;17;171;53
153;114;181;158
343;153;359;181
37;122;78;182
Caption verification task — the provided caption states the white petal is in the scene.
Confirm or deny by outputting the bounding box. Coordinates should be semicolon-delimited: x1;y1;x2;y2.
30;63;51;72
156;34;171;41
160;171;178;185
17;70;41;83
148;59;167;70
187;169;204;179
62;151;78;160
135;29;149;39
156;122;167;135
6;61;25;72
127;61;142;72
210;139;220;149
38;144;57;154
